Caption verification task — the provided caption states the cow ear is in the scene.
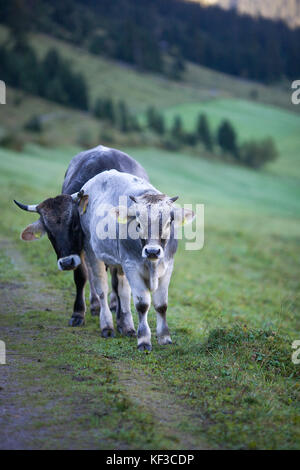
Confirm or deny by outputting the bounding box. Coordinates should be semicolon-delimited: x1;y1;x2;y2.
21;219;46;241
173;208;195;227
78;195;89;215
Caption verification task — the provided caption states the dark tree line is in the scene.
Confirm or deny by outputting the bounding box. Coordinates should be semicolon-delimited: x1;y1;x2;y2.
1;0;299;82
0;43;89;110
93;97;141;133
146;107;278;169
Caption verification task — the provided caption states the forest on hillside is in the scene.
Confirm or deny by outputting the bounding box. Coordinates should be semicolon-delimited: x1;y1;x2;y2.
1;0;300;83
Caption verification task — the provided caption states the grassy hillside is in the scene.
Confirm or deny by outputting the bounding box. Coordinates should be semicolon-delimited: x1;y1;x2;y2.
161;98;300;178
0;144;299;449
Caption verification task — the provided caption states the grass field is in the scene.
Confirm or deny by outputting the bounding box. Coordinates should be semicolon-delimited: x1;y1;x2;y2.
0;144;299;449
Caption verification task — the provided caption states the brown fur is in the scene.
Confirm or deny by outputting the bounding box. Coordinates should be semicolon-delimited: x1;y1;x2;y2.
38;195;73;221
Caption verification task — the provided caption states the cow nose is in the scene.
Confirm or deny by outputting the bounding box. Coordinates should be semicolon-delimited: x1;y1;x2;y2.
143;246;163;260
58;255;81;271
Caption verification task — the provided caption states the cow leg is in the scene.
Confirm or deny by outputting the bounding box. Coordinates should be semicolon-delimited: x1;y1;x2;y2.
125;269;151;351
86;259;100;317
86;253;115;337
135;289;151;351
112;268;136;337
152;263;173;345
69;260;87;327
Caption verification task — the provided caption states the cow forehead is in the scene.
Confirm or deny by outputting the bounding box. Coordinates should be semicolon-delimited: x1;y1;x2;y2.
140;193;167;204
38;195;74;223
136;200;172;224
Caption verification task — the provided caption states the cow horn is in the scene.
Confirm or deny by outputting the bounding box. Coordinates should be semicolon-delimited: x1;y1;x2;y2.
13;200;38;212
170;196;179;203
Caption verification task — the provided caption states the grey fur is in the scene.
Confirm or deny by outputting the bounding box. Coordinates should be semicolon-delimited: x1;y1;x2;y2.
80;170;178;349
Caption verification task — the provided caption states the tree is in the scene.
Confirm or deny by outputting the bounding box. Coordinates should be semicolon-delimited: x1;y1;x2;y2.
118;100;130;133
94;98;104;119
171;115;184;143
146;106;156;130
154;113;165;135
239;137;278;169
129;115;141;133
24;114;42;133
217;120;238;157
102;98;116;125
196;113;213;151
146;106;165;135
169;47;185;81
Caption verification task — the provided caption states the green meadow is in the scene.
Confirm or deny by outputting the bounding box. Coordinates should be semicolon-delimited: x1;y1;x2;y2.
0;19;300;450
0;142;299;449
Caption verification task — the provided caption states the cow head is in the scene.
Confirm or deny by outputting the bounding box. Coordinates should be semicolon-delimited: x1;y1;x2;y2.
14;193;87;271
114;193;195;261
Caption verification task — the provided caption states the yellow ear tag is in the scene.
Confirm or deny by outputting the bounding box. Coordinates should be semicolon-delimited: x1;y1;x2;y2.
117;215;127;224
180;217;186;227
78;195;89;215
35;231;42;238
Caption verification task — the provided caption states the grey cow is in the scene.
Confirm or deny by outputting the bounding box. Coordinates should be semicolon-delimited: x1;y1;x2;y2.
14;145;149;327
77;170;195;351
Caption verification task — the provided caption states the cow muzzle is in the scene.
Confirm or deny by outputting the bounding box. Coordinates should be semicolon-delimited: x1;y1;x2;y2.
57;255;81;271
142;244;163;260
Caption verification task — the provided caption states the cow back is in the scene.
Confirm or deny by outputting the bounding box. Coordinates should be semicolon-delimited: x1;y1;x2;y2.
62;145;149;195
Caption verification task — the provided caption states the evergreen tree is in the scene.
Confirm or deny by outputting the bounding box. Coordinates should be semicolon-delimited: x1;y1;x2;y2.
129;115;141;132
24;114;42;133
169;47;185;81
196;113;213;151
102;98;116;125
146;106;156;130
217;120;238;157
171;115;184;143
146;106;165;135
153;113;165;135
118;100;130;133
94;98;104;119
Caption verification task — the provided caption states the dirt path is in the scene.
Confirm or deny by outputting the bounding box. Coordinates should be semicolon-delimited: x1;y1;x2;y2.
0;240;208;449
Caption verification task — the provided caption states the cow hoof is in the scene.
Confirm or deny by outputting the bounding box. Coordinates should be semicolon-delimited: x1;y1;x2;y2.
69;316;85;327
117;325;137;337
157;336;172;346
126;329;137;338
138;343;152;352
101;328;115;338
